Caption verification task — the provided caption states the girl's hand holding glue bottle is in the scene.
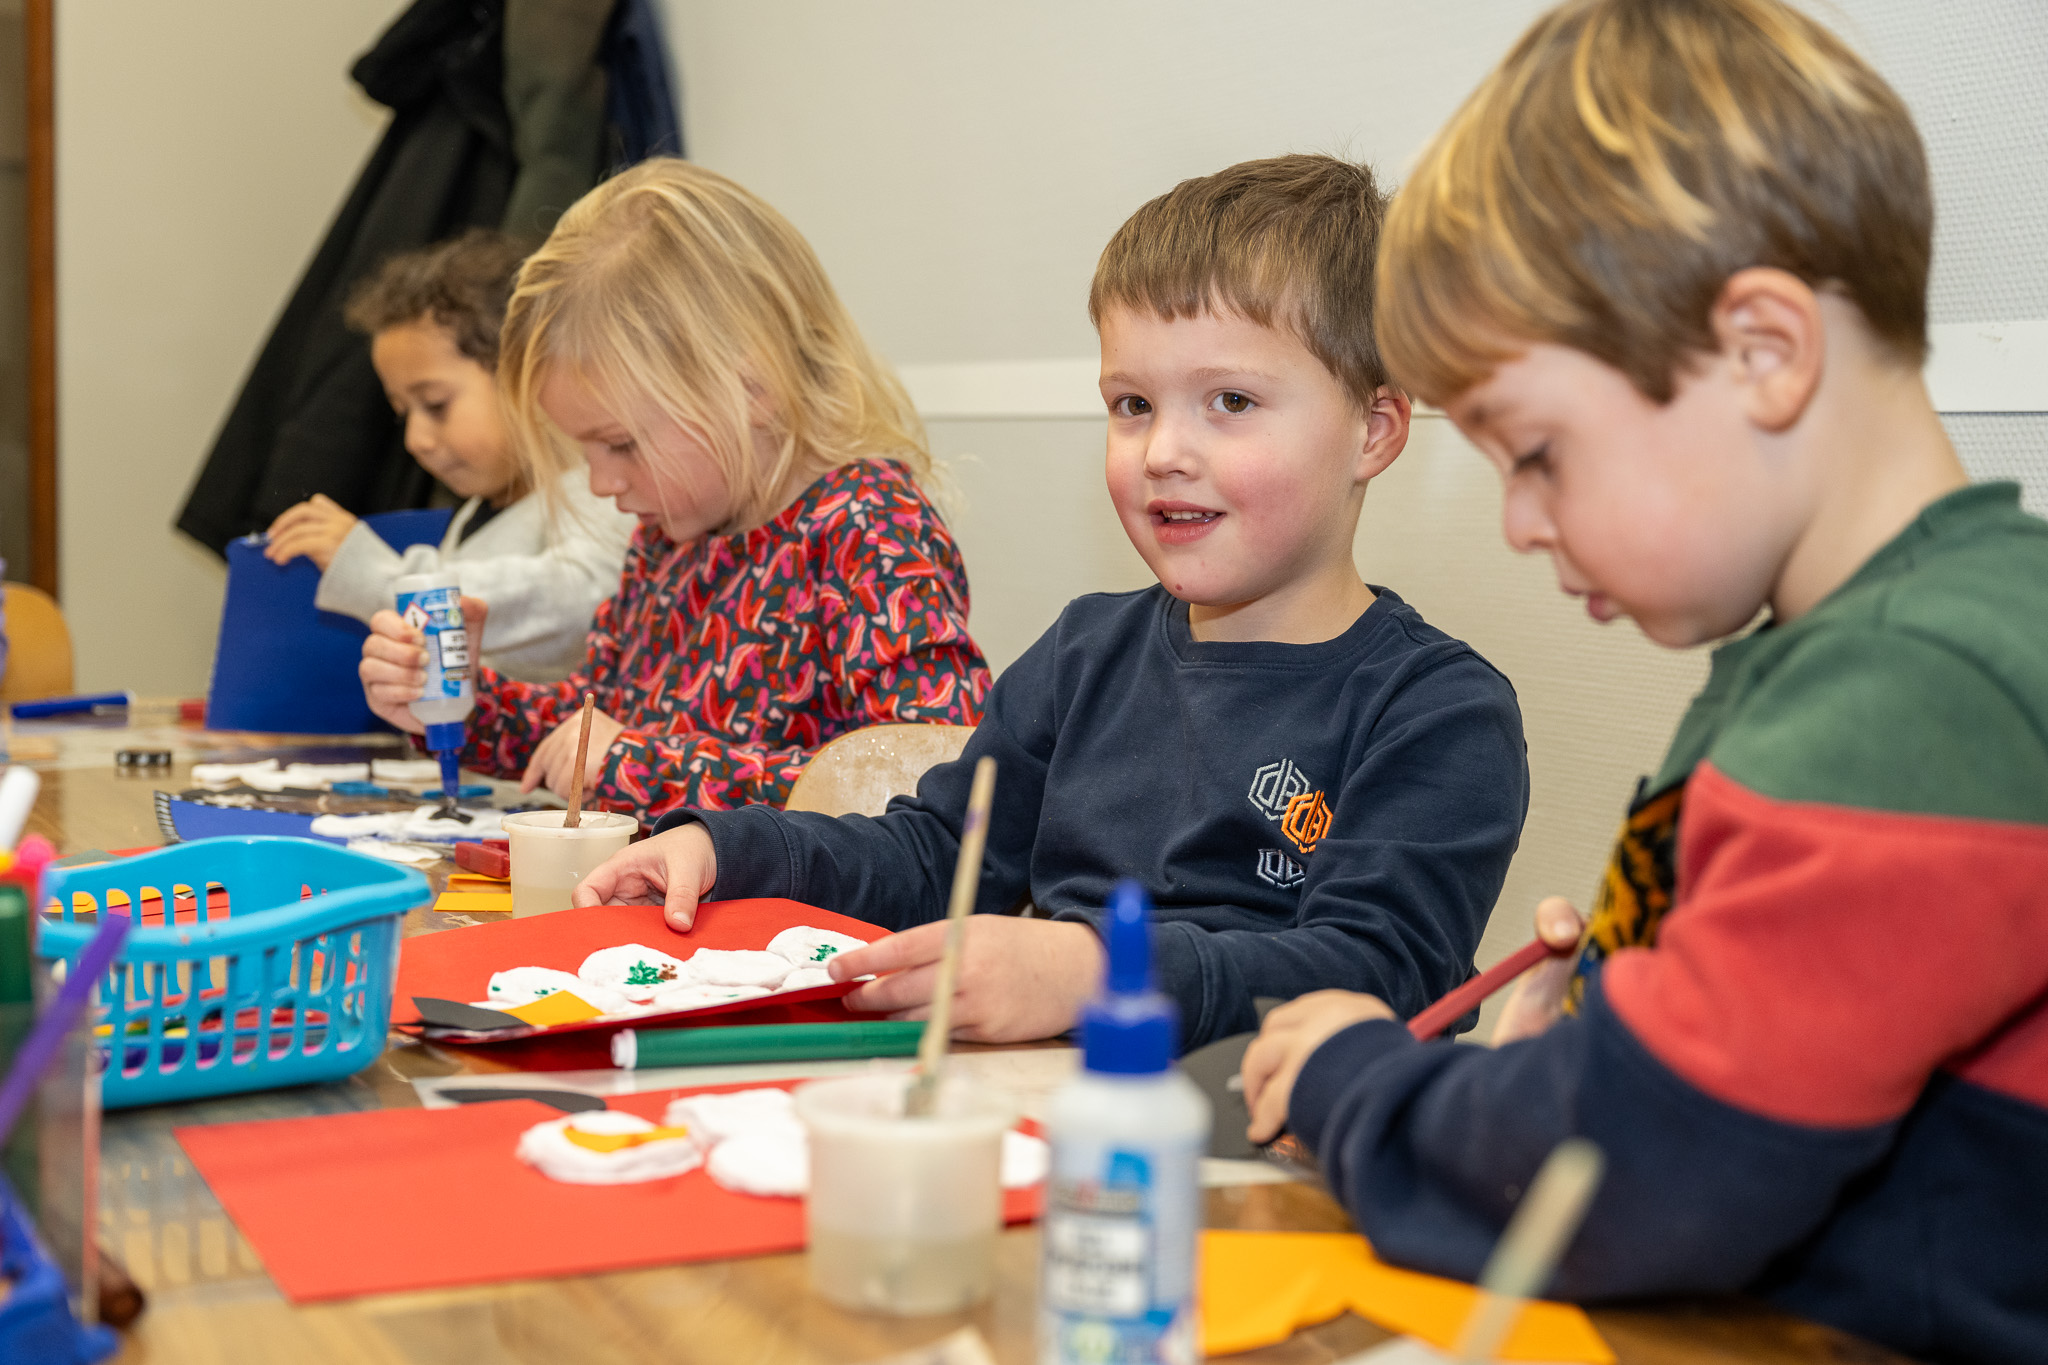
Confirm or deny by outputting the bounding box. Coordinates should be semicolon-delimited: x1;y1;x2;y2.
360;589;620;804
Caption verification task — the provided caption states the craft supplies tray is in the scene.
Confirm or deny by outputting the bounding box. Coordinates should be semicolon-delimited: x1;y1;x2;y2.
38;838;429;1109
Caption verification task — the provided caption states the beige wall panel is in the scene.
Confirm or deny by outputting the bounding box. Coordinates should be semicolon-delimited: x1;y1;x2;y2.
57;1;402;693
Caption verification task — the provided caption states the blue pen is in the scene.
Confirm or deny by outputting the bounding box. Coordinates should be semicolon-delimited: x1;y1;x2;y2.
10;691;134;720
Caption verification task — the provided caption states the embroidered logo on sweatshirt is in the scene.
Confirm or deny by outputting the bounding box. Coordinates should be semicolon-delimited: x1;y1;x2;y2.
1280;790;1332;854
1256;848;1305;889
1248;759;1313;819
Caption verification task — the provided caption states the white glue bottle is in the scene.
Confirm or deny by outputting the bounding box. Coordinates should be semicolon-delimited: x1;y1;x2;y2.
1040;880;1209;1365
392;570;473;803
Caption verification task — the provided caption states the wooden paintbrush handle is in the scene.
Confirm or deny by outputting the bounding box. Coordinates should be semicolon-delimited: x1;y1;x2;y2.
564;692;595;828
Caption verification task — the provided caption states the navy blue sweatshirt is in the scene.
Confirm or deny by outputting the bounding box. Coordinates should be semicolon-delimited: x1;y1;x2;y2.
663;585;1528;1050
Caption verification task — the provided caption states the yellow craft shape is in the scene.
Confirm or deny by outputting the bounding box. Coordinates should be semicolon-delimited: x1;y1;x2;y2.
563;1123;695;1154
503;990;607;1027
1199;1230;1612;1363
433;890;515;914
445;873;509;890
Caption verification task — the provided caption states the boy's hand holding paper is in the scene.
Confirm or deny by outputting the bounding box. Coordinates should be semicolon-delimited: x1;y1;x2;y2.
830;915;1103;1045
575;820;719;930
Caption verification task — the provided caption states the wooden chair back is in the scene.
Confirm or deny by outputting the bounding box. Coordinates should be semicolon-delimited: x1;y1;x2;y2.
784;723;975;817
1;582;75;704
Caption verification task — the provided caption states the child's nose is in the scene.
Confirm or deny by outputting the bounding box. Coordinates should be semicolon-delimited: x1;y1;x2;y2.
1141;411;1200;480
1501;485;1556;554
403;412;436;459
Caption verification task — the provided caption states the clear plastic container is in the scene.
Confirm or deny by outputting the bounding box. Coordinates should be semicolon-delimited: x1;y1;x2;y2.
502;810;637;917
795;1070;1015;1315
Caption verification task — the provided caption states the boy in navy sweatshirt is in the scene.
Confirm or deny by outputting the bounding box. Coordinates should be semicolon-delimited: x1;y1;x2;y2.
1241;3;2048;1362
577;156;1529;1051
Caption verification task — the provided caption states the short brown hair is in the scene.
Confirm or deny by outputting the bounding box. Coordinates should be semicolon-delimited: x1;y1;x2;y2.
344;229;531;368
1377;0;1930;407
1089;154;1392;410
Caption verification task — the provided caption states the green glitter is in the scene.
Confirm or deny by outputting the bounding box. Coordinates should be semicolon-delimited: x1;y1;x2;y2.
625;961;663;986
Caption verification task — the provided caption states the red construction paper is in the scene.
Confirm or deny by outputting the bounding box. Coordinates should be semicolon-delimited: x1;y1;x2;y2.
176;1080;1045;1303
393;898;891;1041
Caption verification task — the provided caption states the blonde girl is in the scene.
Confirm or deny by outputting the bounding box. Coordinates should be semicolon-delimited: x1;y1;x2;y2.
358;160;989;822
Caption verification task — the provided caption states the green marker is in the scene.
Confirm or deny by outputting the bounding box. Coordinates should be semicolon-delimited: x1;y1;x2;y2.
612;1020;927;1069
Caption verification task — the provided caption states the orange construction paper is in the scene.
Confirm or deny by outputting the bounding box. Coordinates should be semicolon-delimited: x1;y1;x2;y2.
446;872;509;890
392;899;889;1042
1200;1230;1612;1363
175;1081;1045;1303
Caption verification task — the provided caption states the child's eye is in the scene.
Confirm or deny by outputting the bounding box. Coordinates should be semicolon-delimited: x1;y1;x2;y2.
1511;443;1551;475
422;401;448;420
1211;391;1254;415
605;440;637;458
1110;395;1152;418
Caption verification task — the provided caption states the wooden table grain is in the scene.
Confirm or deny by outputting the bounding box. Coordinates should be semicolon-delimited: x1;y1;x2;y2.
8;724;1914;1365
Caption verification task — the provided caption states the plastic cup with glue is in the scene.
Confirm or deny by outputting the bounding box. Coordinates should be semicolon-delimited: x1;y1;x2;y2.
502;810;636;917
1040;880;1208;1365
794;1070;1014;1316
393;570;473;818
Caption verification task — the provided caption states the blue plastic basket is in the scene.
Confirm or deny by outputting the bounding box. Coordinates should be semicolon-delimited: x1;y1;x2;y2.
36;838;429;1109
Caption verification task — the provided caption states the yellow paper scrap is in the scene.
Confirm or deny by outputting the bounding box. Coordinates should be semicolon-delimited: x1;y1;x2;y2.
504;991;606;1027
1199;1230;1612;1362
433;890;515;914
446;872;509;890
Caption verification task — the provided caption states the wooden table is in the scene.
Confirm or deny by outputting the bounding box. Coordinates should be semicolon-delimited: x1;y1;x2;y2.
9;723;1913;1365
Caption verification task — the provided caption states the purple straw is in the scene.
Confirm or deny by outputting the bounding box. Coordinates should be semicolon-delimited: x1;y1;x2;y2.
0;912;131;1145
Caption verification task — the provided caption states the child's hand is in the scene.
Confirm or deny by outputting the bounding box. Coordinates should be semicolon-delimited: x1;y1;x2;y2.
264;494;359;569
828;917;1106;1045
572;822;718;929
521;707;625;802
1241;990;1397;1145
358;597;488;736
359;610;429;734
1489;896;1587;1046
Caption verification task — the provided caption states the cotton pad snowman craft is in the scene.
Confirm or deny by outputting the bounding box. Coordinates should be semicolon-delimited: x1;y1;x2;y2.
516;1109;707;1185
472;925;872;1026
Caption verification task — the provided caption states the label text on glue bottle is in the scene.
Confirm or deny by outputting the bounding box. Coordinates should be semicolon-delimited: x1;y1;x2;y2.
1042;1149;1197;1365
396;585;469;699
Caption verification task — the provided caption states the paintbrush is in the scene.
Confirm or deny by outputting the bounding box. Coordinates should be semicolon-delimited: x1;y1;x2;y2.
1450;1137;1605;1364
563;692;595;829
903;755;997;1118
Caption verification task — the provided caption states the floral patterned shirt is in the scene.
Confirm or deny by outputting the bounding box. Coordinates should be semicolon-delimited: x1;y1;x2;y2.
460;459;990;823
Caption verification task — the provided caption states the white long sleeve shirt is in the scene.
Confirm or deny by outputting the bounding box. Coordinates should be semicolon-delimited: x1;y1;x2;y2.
314;472;635;683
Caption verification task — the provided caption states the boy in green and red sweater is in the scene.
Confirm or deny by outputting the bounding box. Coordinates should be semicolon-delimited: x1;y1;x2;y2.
1240;3;2048;1363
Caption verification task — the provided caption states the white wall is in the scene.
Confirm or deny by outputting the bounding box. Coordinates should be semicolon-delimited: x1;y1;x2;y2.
56;0;403;693
660;0;2048;982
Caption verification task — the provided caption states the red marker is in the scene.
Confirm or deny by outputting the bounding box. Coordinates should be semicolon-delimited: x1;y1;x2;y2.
1407;936;1577;1041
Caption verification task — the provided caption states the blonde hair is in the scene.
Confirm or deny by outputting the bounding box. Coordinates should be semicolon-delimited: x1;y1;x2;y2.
499;159;933;531
1090;154;1392;410
1377;0;1931;406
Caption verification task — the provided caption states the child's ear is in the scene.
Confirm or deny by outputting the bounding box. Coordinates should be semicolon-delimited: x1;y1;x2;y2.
1356;386;1412;482
1710;267;1826;432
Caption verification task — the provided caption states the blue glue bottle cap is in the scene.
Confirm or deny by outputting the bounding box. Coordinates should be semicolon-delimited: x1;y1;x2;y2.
422;722;465;754
1080;879;1178;1075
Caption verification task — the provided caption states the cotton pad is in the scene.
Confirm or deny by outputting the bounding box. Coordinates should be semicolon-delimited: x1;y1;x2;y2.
765;925;869;968
485;966;591;1009
682;948;793;990
1001;1131;1050;1189
663;1087;799;1142
648;983;771;1013
515;1109;704;1185
776;966;835;993
579;944;692;1001
706;1126;810;1198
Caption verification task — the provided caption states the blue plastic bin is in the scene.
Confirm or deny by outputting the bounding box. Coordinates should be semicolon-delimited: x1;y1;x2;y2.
36;839;428;1109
